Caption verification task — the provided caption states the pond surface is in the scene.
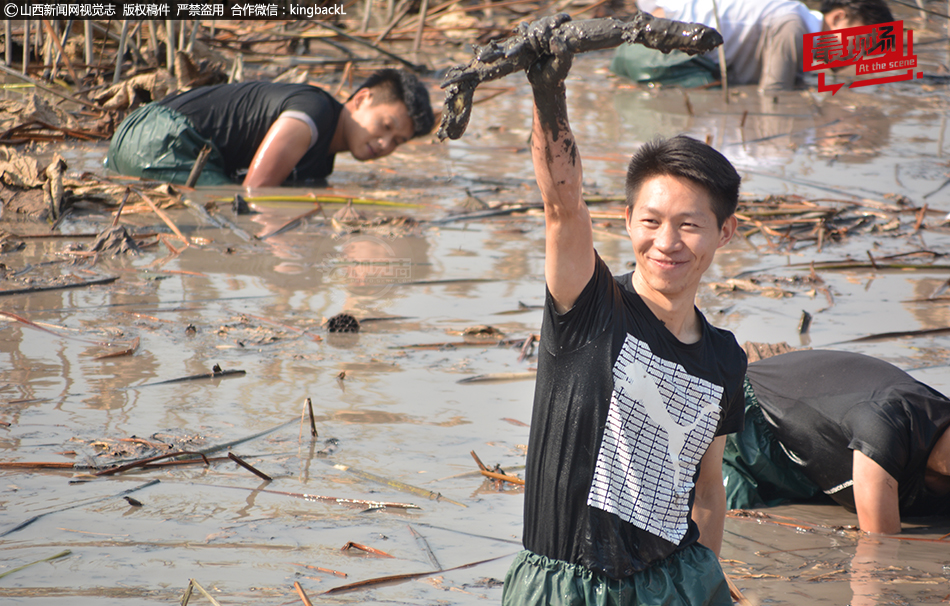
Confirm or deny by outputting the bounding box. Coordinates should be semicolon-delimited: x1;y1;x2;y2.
2;12;950;605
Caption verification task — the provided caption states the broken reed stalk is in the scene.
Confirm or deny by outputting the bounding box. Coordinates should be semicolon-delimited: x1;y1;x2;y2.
95;450;211;476
93;335;140;359
517;334;535;362
409;524;442;570
330;461;466;507
412;0;430;55
113;19;130;84
471;450;524;485
342;541;395;558
479;468;525;485
40;20;82;87
256;204;324;239
323;552;513;595
312;20;421;71
724;571;751;606
190;481;421;509
1;479;159;537
112;187;131;227
307;398;318;437
0;276;120;298
0;63;101;110
184;145;212;188
228;452;272;481
132;368;245;388
294;581;314;606
0;550;71;581
132;188;188;245
183;579;223;606
294;563;347;577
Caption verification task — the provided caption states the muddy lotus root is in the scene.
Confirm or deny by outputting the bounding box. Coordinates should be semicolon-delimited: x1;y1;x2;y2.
437;12;723;141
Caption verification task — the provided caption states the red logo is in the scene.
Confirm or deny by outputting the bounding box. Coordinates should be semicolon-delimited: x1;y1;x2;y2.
803;20;922;94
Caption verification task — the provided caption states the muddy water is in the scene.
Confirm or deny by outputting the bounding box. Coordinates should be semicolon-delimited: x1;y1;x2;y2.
3;18;950;606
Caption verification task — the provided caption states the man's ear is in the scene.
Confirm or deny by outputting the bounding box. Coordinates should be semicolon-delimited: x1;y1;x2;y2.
718;214;737;248
351;87;372;109
823;8;851;31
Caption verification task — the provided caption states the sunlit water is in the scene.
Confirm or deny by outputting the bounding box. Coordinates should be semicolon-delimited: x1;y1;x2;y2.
2;12;950;605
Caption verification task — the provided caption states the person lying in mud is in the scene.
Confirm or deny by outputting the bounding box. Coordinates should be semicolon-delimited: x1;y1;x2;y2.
105;69;434;188
502;16;746;606
611;0;894;91
724;349;950;534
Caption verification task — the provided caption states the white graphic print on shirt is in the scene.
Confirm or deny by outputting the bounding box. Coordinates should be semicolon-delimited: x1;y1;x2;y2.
587;334;723;543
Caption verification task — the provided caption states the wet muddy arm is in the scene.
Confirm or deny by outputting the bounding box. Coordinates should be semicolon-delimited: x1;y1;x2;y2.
437;13;723;140
852;450;901;535
527;38;594;314
692;436;727;556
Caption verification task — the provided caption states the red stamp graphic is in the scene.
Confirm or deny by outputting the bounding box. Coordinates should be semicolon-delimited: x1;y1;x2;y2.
803;20;922;94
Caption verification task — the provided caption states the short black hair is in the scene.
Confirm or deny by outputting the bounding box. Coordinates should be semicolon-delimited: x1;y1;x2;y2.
625;135;740;227
352;69;434;139
819;0;894;26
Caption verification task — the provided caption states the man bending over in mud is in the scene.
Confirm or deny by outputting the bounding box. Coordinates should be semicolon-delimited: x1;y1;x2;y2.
502;17;747;606
725;349;950;534
106;69;433;188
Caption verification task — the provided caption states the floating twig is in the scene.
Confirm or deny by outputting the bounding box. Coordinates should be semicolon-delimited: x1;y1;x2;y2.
132;366;245;388
0;63;101;110
0;550;72;581
0;310;112;345
330;461;466;507
94;336;140;359
843;326;950;343
341;541;395;558
189;482;421;510
181;578;223;606
517;334;536;362
457;371;537;384
307;398;318;438
184;145;212;188
1;479;159;537
95;450;211;476
471;450;524;485
323;553;513;594
394;337;526;350
256;205;324;240
293;563;347;577
294;581;314;606
0;276;119;298
216;194;425;209
228;452;272;481
409;525;442;571
133;188;188;245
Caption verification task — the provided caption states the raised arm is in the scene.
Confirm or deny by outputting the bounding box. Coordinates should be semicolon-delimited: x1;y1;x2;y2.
526;19;594;314
243;116;312;189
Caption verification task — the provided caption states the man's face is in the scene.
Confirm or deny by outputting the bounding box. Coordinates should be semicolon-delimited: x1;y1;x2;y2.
346;88;414;161
625;174;736;302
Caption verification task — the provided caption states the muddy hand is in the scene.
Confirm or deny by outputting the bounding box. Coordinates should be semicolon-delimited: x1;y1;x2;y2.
524;19;575;91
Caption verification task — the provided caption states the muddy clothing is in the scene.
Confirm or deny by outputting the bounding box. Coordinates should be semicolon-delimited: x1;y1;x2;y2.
107;82;343;185
501;545;731;606
519;253;746;582
614;0;822;91
745;350;950;516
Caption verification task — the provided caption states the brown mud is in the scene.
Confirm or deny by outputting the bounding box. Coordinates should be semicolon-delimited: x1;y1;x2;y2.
2;4;950;605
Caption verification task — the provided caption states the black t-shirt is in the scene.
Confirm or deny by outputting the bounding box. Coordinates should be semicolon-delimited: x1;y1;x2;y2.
161;81;343;184
523;254;747;579
747;350;950;516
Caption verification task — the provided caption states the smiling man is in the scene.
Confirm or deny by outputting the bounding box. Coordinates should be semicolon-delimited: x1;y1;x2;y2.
502;16;746;606
106;69;433;187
